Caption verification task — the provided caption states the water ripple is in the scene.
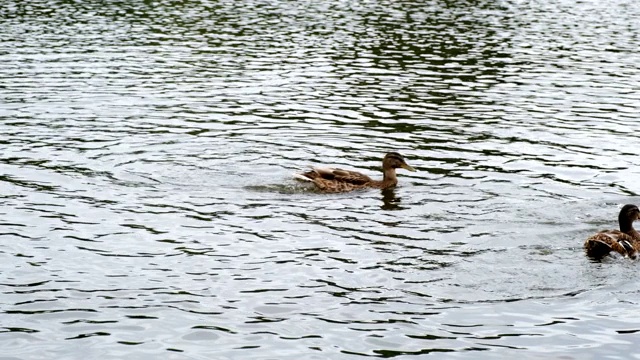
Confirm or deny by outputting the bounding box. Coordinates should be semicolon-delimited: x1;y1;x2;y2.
2;0;640;358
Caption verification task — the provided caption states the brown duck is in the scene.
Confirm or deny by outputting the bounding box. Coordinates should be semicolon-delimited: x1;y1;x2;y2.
294;152;416;193
584;204;640;259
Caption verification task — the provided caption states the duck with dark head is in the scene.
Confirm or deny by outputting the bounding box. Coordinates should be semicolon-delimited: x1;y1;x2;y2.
294;152;416;193
584;204;640;259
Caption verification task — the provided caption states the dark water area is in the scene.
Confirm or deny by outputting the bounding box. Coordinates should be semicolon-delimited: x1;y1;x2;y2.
2;0;640;358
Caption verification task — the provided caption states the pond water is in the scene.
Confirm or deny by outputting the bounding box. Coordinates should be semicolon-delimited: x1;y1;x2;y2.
2;0;640;358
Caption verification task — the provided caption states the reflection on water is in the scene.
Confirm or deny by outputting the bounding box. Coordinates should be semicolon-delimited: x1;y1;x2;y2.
2;0;640;358
380;188;404;211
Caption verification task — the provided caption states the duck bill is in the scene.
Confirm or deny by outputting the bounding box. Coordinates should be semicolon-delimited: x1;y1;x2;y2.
401;163;417;172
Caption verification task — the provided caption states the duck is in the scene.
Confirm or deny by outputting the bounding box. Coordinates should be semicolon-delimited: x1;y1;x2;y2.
584;204;640;259
293;152;416;193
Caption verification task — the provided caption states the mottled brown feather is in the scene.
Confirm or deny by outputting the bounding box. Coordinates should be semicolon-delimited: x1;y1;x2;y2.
584;231;639;259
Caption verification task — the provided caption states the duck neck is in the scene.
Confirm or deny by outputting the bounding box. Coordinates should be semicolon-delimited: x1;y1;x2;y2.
619;215;635;234
382;167;398;187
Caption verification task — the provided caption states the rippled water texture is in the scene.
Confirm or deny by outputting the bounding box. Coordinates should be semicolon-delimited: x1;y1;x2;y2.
2;0;640;358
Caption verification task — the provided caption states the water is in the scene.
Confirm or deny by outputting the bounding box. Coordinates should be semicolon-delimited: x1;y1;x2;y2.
2;0;640;358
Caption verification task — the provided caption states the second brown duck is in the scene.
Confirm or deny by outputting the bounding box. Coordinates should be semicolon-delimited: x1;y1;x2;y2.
584;204;640;259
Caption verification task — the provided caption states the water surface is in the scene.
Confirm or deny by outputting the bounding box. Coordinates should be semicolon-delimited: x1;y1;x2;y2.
2;0;640;359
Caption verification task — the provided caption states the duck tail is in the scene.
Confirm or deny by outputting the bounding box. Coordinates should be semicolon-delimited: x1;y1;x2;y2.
584;238;613;259
293;169;320;182
293;173;314;182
